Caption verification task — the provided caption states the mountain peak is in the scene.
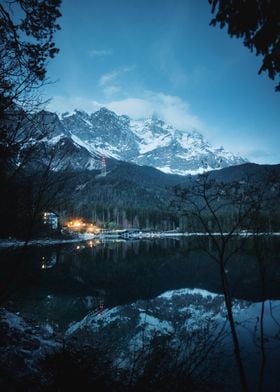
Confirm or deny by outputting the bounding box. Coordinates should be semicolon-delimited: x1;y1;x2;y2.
56;107;247;175
93;107;117;117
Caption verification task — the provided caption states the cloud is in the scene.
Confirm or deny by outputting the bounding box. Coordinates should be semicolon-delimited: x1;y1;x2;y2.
99;70;120;87
103;85;122;97
46;96;102;114
98;65;135;87
106;92;203;131
89;49;112;57
98;65;136;97
106;98;151;119
152;39;188;89
47;91;203;132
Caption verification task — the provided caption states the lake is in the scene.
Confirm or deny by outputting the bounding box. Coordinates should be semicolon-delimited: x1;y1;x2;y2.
1;236;280;390
1;236;280;330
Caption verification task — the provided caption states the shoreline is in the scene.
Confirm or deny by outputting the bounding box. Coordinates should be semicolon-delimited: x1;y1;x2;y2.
0;231;280;249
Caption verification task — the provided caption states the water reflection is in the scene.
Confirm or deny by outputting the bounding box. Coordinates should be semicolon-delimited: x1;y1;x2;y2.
1;237;280;330
41;253;57;269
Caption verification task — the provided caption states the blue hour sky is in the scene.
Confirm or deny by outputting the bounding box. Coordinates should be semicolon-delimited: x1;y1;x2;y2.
44;0;280;164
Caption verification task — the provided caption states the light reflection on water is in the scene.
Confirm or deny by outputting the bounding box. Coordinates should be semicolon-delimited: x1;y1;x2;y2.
0;237;280;330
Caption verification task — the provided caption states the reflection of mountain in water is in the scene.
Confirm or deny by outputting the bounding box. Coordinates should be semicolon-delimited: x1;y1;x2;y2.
66;288;280;391
1;237;280;329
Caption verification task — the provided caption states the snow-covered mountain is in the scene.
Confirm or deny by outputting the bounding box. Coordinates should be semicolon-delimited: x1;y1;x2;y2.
60;108;246;175
130;117;245;175
34;107;247;175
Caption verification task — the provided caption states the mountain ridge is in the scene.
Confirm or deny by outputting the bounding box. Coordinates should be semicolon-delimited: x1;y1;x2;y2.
35;107;247;175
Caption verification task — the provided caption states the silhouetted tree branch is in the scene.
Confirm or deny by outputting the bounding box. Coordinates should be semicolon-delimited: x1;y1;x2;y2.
0;0;61;186
175;173;275;391
174;169;280;390
0;0;61;112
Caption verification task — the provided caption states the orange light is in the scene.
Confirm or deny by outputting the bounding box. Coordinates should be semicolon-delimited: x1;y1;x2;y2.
72;220;83;227
65;218;101;233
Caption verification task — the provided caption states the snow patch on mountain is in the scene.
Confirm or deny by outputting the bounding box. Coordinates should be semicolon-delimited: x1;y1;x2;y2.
130;118;173;154
71;134;100;157
43;134;65;145
40;107;247;175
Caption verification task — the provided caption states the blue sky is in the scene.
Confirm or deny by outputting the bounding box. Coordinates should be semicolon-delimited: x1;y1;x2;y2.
44;0;280;164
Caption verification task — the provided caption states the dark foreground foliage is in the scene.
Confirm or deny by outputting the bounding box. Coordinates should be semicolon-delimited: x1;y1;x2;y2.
0;340;226;392
41;343;224;392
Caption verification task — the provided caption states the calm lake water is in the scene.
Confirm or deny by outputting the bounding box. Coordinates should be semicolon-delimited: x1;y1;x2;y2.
1;236;280;330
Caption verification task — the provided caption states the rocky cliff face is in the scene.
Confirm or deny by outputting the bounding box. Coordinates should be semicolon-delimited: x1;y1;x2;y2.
16;107;247;175
31;107;246;175
60;108;247;175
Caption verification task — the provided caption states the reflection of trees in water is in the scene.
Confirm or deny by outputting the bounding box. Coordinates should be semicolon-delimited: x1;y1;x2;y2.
175;171;280;391
1;237;280;334
1;238;280;389
52;237;280;317
2;237;280;312
72;238;180;262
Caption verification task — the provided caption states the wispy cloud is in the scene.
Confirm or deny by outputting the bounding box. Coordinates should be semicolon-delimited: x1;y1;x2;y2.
98;65;135;97
152;39;188;89
98;66;135;87
46;96;101;114
106;92;203;130
47;91;203;131
89;49;112;57
99;70;120;87
103;85;121;96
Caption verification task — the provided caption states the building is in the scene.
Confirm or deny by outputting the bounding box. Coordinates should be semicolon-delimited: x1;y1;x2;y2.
43;212;59;230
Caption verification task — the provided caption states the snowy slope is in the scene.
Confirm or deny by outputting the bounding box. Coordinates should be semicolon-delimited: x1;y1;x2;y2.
130;117;245;175
59;108;246;175
30;107;247;175
61;108;140;161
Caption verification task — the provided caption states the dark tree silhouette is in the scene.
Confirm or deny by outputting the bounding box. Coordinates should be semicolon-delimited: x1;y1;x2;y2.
0;1;63;301
0;0;61;112
209;0;280;91
0;0;61;179
0;0;62;238
174;171;280;391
